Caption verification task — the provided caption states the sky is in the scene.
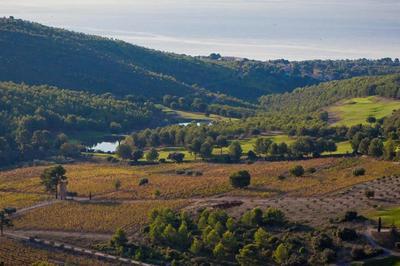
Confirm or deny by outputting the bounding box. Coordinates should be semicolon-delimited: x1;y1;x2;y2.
0;0;399;60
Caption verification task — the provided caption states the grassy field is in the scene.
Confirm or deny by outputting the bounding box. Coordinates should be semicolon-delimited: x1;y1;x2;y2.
14;200;189;233
0;192;50;210
159;105;235;122
328;96;400;126
367;207;400;227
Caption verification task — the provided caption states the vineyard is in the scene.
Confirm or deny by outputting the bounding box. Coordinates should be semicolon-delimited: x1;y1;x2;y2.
1;157;397;203
14;200;190;233
0;237;110;266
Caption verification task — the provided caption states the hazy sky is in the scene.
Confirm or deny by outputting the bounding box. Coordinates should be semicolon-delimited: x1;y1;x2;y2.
1;0;399;60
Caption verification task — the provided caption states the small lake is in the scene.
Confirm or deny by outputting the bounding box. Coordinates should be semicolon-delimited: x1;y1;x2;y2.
89;141;119;153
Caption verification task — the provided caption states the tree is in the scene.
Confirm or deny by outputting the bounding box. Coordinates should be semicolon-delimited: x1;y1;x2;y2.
290;165;304;177
116;144;132;159
241;208;263;227
146;148;159;162
131;149;144;162
114;179;121;191
110;228;128;250
384;139;395;160
216;136;228;155
200;142;213;159
168;152;185;163
247;150;258;161
273;243;289;264
229;141;242;162
358;138;370;155
187;138;202;160
229;170;251;188
213;242;226;259
190;238;203;255
40;165;67;199
221;231;238;252
0;207;16;236
60;142;82;157
236;244;264;266
254;228;270;248
263;208;286;226
368;138;384;157
366;116;376;123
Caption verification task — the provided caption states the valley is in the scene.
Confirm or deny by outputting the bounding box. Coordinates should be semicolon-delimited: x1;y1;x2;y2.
1;16;400;266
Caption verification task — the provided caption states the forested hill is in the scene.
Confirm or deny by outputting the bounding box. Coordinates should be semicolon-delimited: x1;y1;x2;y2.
0;82;161;136
0;82;167;164
259;74;400;113
1;17;400;102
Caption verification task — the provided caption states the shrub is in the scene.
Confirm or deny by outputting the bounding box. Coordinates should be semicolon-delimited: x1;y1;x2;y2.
321;248;336;263
277;175;286;180
351;246;366;260
263;208;286;226
312;234;333;251
229;170;251;188
290;165;304;177
365;190;375;199
353;168;366;176
176;170;185;175
336;228;358;241
344;211;358;221
168;153;185;163
139;178;149;186
306;167;316;174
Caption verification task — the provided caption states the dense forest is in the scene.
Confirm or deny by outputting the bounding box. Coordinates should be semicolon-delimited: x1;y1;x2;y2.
1;17;400;103
0;82;163;165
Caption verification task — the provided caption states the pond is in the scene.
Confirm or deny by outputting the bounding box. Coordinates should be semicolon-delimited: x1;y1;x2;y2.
89;141;119;153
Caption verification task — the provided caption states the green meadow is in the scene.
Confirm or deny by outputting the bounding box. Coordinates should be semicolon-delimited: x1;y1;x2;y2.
367;207;400;227
328;96;400;127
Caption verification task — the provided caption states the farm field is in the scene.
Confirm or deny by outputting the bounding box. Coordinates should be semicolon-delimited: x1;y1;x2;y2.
0;237;112;266
328;96;400;126
14;200;189;234
1;157;398;202
0;192;50;210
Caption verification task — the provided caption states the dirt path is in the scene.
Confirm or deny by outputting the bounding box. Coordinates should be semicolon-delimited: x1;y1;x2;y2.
15;199;58;216
10;229;112;240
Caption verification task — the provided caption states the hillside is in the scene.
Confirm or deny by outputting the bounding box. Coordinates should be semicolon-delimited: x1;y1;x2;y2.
0;82;164;165
259;74;400;114
1;17;400;103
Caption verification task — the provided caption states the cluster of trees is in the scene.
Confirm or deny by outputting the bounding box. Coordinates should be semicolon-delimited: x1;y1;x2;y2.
113;207;363;265
0;82;162;166
253;137;337;158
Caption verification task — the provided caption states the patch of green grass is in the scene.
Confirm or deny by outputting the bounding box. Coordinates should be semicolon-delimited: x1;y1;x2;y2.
367;207;400;227
329;96;400;127
323;141;352;155
158;105;236;122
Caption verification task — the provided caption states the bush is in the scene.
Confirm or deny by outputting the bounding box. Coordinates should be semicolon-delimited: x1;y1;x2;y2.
277;175;286;180
336;228;358;241
306;167;316;174
139;178;149;186
353;168;366;176
365;190;375;199
290;165;304;177
344;211;358;222
351;246;366;260
229;170;251;188
263;208;286;226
